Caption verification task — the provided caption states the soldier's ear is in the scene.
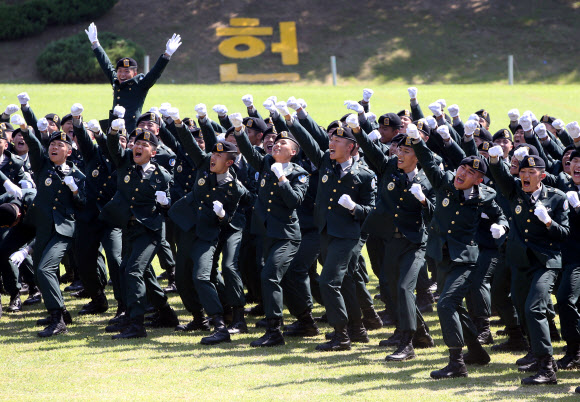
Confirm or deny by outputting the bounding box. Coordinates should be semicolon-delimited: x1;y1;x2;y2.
150;148;157;157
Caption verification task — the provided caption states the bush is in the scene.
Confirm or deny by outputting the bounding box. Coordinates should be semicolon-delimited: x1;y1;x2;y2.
0;0;117;40
36;32;145;83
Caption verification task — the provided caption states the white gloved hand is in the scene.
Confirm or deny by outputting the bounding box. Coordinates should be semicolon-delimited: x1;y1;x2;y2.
242;94;254;108
275;101;291;117
111;119;125;132
425;116;437;129
338;194;356;211
345;114;359;129
262;99;278;114
464;120;479;136
514;147;529;161
3;180;22;198
4;104;19;116
9;249;28;268
17;92;30;106
436;99;447;109
534;123;548;140
447;104;459;118
63;176;78;192
155;190;169;206
87;119;101;133
71;103;84;117
567;191;580;209
159;103;171;118
10;115;26;127
488;145;504;158
167;107;180;121
519;115;533;132
165;33;182;56
296;97;308;110
566;121;580;139
85;22;98;43
508;108;520;122
286;96;301;111
552;119;565;131
213;200;226;218
344;100;364;114
365;112;377;123
362;88;374;102
228;113;243;128
468;113;480;122
193;103;207;118
148;107;161;118
436;125;451;140
19;180;33;189
490;223;506;239
212;104;228;116
410;183;426;202
36;117;48;131
525;111;538;123
534;203;551;225
216;134;226;143
271;162;285;179
407;87;418;99
428;102;443;117
368;130;380;142
406;123;420;140
266;95;277;104
113;105;125;119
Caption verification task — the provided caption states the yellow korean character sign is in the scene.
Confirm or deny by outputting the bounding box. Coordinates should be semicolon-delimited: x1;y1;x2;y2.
217;18;300;82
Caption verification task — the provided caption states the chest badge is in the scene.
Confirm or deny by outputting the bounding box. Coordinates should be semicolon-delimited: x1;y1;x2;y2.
198;178;206;186
124;175;130;183
515;205;522;214
92;169;99;178
260;178;266;187
45;177;52;186
442;198;450;207
387;182;395;191
177;165;183;173
322;174;328;183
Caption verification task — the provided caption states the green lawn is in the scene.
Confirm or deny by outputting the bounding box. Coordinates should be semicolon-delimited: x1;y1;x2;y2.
1;84;579;400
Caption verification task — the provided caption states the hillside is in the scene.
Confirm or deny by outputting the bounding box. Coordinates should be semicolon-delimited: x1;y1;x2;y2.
0;0;579;84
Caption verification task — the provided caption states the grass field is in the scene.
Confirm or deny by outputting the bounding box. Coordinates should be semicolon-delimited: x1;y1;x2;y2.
1;84;580;400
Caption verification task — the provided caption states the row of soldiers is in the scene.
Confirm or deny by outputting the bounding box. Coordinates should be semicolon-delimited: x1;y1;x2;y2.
0;23;579;390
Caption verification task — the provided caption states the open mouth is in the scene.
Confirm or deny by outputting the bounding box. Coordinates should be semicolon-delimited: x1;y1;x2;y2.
511;161;519;170
573;167;580;178
17;140;25;147
266;144;273;152
51;151;58;156
397;158;404;165
210;161;216;168
135;151;142;158
522;179;531;188
329;149;336;155
455;176;464;185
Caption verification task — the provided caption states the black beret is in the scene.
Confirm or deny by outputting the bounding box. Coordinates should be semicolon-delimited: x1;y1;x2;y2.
48;131;72;146
569;150;580;161
0;122;14;131
414;119;432;137
0;126;6;141
513;143;539;157
134;128;159;146
540;114;555;125
61;114;73;126
0;203;18;227
188;127;203;139
519;155;545;169
478;141;492;152
473;127;492;142
225;126;236;138
339;113;351;123
330;126;356;142
274;131;300;146
475;109;490;125
212;141;237;153
45;113;61;130
263;116;273;125
116;57;137;69
326;120;341;133
492;128;513;142
397;110;411;118
263;124;277;137
397;135;414;148
563;144;576;156
459;155;487;175
182;117;197;130
136;112;161;127
243;117;268;133
378;113;402;129
391;133;405;145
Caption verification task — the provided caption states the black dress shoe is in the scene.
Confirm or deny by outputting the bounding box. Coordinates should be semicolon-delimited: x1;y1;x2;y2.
59;272;74;284
227;321;248;334
557;343;580;370
250;319;285;347
255;317;268;328
348;323;369;343
112;318;147;339
521;355;557;385
38;310;68;338
430;349;468;379
7;294;22;313
200;316;231;345
378;309;397;326
19;284;29;295
413;325;435;348
175;314;211;332
316;326;351;352
491;327;528;352
105;318;130;333
23;291;42;306
385;332;416;362
244;303;264;317
145;305;179;328
64;280;83;292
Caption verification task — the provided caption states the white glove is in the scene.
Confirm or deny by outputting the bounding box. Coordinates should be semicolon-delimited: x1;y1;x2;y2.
113;105;125;119
514;147;529;162
85;22;98;43
17;92;30;106
447;104;459;118
149;107;160;117
63;176;78;192
436;99;447;109
344;100;364;114
534;123;548;140
262;99;278;114
566;121;580;139
71;103;84;117
242;94;254;108
159;103;171;118
428;102;443;117
345;114;359;129
490;223;506;239
216;134;226;143
167;107;180;121
194;103;207;118
410;183;426;202
365;112;376;123
155;190;169;206
338;194;356;211
295;97;306;110
275;101;291;117
524;111;538;123
212;104;228;116
534;203;551;225
213;200;225;218
228;113;243;129
425;116;437;129
362;88;374;102
436;125;451;140
407;87;418;99
464;120;479;136
406;123;420;140
87;119;101;133
508;108;520;122
4;104;19;116
3;180;22;198
488;145;504;158
19;180;34;189
468;113;480;122
165;33;182;56
10;115;26;127
286;96;302;111
9;249;28;268
519;115;533;132
552;119;565;131
368;130;380;142
266;95;277;104
111;119;125;132
567;191;580;209
271;163;285;179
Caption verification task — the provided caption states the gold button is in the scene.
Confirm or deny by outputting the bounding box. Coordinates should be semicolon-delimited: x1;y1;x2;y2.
456;211;459;215
104;183;107;186
404;189;407;192
460;203;464;206
274;183;277;186
270;192;274;195
333;189;336;192
396;206;400;209
525;239;528;242
451;221;455;224
108;176;111;179
395;214;398;217
199;207;202;210
448;230;452;233
117;97;120;99
130;205;133;208
328;206;332;210
32;204;35;206
135;188;138;191
529;209;533;213
400;198;403;201
267;209;271;212
329;198;333;201
53;206;56;210
58;190;61;193
338;180;341;184
188;175;191;178
55;198;58;201
527;219;531;222
212;188;215;191
206;195;209;197
132;197;135;200
525;229;528;233
269;200;272;203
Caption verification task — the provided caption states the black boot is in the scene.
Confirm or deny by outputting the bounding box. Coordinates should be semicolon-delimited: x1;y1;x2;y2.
112;316;147;339
175;312;211;332
78;290;109;315
516;348;536;366
379;329;402;347
416;289;435;313
145;304;179;328
283;310;319;337
430;348;468;379
64;280;83;292
23;287;41;306
413;322;435;348
385;331;416;362
7;294;22;313
521;355;558;385
108;304;126;325
37;309;68;338
378;308;396;327
227;307;248;334
37;308;72;326
316;325;351;351
250;318;285;347
557;342;580;370
255;317;268;328
463;341;491;365
200;315;231;345
105;314;130;333
347;322;370;343
474;317;494;345
549;318;561;342
491;326;528;352
362;307;383;331
163;269;177;294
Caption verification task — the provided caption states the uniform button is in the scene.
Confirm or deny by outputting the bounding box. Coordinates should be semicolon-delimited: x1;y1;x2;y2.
212;188;215;191
103;183;107;186
394;214;398;217
400;198;403;201
188;175;192;178
199;207;202;210
132;197;135;200
328;206;332;210
527;219;531;222
338;180;341;184
108;176;111;179
525;229;528;233
58;190;61;193
448;230;452;233
206;195;209;197
404;189;407;192
117;97;120;99
529;209;533;213
274;183;277;186
53;206;56;210
32;204;35;206
267;209;271;212
455;211;459;215
268;200;272;203
460;203;464;206
451;221;455;224
329;198;333;201
130;205;133;208
525;239;528;242
270;192;274;195
333;189;336;192
135;188;139;192
55;198;58;201
396;206;400;209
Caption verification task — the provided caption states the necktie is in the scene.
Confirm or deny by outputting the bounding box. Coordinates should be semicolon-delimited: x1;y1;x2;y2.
55;165;64;179
137;165;144;178
334;163;342;178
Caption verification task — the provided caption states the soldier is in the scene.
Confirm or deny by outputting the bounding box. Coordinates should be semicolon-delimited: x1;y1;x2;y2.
0;123;28;196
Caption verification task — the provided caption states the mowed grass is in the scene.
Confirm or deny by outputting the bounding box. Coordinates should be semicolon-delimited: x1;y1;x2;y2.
1;84;580;401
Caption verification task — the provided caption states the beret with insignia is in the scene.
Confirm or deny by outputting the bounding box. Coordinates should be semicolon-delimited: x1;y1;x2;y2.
136;112;161;127
116;57;138;69
397;110;411;118
134;128;159;146
478;141;491;152
331;126;356;142
541;114;555;124
492;128;513;143
474;127;493;142
243;117;268;133
1;123;14;131
48;131;72;146
0;127;6;141
263;123;277;137
475;109;491;125
183;117;198;130
61;113;73;126
326;120;341;134
212;141;237;153
275;131;300;146
459;155;487;175
45;113;61;130
378;113;402;129
413;119;432;137
397;135;413;149
519;155;545;169
225;126;236;138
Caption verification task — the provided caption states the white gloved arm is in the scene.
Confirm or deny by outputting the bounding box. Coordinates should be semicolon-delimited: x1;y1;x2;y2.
464;120;478;136
275;102;291;117
270;163;285;180
362;88;374;103
63;176;78;192
71;103;84;117
368;130;380;142
338;194;356;211
9;248;29;268
436;125;451;141
286;96;301;111
167;107;180;122
567;191;580;209
410;183;426;203
36;117;48;132
212;200;226;218
447;104;459;118
212;104;228;117
10;115;26;128
85;22;98;44
490;223;507;239
552;119;565;131
519;115;533;132
228;113;243;129
242;94;254;109
345;114;360;129
534;123;548;141
165;34;182;56
566;121;580;139
425;116;437;129
406;124;420;140
344;100;364;114
365;112;377;124
17;92;30;107
194;103;207;120
488;145;504;161
514;147;529;161
159;103;171;118
111;119;125;132
508;109;520;122
113;105;125;119
3;104;19;116
155;190;170;206
87;119;101;134
407;87;418;99
262;100;278;114
428;102;443;117
3;180;22;198
534;203;552;225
